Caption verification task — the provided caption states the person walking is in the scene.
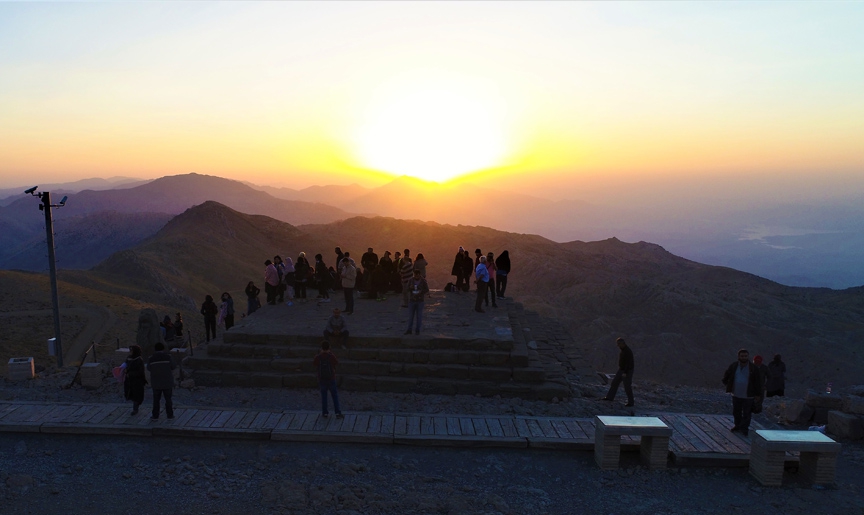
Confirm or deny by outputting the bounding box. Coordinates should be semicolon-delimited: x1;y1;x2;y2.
601;338;635;407
495;250;511;299
314;340;343;418
123;345;146;415
766;354;786;397
245;281;261;315
404;269;430;335
474;255;489;313
722;348;763;437
147;342;175;420
340;257;356;314
200;294;218;342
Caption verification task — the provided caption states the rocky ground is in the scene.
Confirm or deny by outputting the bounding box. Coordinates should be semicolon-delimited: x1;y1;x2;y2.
3;368;864;514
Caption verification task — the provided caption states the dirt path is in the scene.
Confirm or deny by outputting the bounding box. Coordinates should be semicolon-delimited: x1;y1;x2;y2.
0;305;115;364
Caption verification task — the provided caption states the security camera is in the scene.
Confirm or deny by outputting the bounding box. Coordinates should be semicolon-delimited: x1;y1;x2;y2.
59;196;68;206
24;186;38;195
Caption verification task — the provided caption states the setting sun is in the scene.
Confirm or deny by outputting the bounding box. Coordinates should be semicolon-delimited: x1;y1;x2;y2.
352;73;508;183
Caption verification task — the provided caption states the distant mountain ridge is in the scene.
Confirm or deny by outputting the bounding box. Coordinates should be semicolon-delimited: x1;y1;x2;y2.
78;200;864;391
0;173;355;272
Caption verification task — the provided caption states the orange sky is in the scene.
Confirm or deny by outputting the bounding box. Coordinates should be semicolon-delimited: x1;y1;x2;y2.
1;2;862;201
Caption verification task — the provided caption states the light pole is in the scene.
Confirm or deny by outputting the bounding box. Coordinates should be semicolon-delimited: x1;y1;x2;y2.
25;187;67;368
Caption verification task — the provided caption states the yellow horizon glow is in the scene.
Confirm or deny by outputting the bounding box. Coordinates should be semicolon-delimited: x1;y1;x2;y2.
351;72;510;183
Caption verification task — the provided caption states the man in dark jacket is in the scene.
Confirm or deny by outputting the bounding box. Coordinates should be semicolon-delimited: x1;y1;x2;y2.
602;338;635;407
722;348;763;436
147;342;176;420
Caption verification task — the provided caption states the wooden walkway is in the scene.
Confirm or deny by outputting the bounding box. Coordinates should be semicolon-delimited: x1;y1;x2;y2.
0;401;783;465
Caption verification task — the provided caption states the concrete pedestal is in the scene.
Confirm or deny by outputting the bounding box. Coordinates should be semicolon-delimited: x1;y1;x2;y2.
8;357;35;381
80;363;103;389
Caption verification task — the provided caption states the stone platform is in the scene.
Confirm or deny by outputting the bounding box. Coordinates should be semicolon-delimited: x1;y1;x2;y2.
185;291;571;399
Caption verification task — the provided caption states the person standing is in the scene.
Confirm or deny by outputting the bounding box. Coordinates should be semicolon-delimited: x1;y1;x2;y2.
485;252;498;308
400;249;414;307
361;247;379;290
323;308;349;342
123;345;146;415
340;257;356;314
200;294;218;342
219;292;235;330
452;247;466;292
766;354;786;397
752;355;769;413
601;338;635;407
282;256;296;305
314;340;343;418
461;250;475;292
273;255;286;303
474;255;489;313
314;253;331;303
722;348;763;437
495;250;511;299
245;281;261;315
295;252;310;300
264;260;279;305
413;253;428;279
147;342;175;420
404;269;430;335
173;313;184;341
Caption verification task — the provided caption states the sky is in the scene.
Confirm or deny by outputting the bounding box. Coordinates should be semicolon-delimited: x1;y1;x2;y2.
1;2;862;202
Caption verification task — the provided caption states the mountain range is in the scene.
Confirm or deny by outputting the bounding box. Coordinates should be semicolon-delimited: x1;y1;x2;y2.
4;172;863;289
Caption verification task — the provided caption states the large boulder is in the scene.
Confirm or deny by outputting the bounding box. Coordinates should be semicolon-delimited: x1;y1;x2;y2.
785;399;814;424
805;391;843;409
827;411;864;440
842;395;864;415
136;308;160;356
848;385;864;397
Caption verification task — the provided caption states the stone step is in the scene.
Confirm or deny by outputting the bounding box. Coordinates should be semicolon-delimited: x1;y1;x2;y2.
188;369;570;400
205;342;529;368
223;332;514;352
184;355;548;383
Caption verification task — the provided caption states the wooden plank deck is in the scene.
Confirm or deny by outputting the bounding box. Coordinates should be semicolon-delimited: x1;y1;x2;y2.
0;401;781;464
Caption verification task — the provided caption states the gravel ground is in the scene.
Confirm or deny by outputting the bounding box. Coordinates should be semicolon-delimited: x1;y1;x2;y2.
4;367;864;514
1;433;863;515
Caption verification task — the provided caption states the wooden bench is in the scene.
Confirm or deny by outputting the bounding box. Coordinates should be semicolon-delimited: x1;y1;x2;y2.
750;430;841;486
594;415;672;470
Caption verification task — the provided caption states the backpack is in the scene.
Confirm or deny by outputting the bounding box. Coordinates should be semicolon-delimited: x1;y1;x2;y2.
444;282;454;292
319;353;334;382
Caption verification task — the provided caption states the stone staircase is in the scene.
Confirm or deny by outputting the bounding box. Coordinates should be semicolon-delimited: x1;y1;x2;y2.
183;302;571;400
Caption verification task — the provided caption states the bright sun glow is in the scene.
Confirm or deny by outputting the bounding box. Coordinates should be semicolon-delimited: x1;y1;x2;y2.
353;73;507;183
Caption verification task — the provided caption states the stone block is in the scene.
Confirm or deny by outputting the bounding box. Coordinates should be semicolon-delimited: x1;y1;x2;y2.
805;391;843;409
280;373;317;389
192;370;223;386
206;343;228;355
7;357;35;381
509;350;529;368
415;379;458;395
360;361;393;376
785;399;810;423
412;350;429;363
114;349;131;362
512;367;546;383
429;350;459;364
344;348;379;361
827;411;864;440
848;385;864;397
250;374;284;389
378;349;412;362
842;395;864;415
469;367;512;382
403;364;434;377
437;365;470;380
479;352;509;366
270;358;304;373
457;351;480;365
79;363;103;390
532;383;573;401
